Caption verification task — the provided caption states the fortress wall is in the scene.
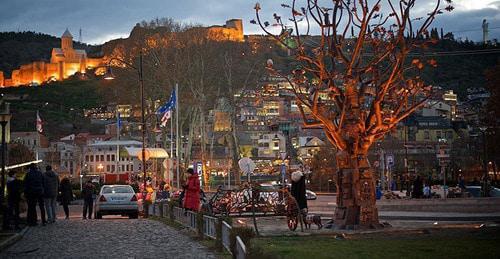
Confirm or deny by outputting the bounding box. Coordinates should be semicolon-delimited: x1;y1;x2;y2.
86;58;103;69
63;62;81;78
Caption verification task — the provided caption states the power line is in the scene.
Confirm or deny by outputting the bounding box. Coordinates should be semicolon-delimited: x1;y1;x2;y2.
450;26;500;34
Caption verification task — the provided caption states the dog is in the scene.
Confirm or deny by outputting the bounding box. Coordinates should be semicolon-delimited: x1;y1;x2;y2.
303;214;323;230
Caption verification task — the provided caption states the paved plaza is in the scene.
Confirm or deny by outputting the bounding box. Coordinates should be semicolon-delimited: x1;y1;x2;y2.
0;217;215;259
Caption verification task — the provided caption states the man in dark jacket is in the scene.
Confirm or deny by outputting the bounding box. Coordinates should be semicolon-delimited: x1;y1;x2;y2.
82;180;95;219
291;167;308;212
24;164;46;226
43;165;59;223
59;177;73;219
7;171;23;229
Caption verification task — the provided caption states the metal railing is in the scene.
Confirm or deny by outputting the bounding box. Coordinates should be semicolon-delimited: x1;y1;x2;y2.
186;210;197;229
222;220;232;252
152;203;247;258
173;206;184;223
235;236;247;259
203;215;217;239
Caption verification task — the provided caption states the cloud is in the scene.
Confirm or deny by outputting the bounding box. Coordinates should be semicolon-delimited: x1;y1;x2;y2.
0;0;498;44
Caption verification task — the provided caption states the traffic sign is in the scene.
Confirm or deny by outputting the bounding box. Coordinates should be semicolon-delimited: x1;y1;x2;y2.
386;154;394;166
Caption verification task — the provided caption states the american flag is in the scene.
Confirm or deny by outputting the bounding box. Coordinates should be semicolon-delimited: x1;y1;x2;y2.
157;89;176;127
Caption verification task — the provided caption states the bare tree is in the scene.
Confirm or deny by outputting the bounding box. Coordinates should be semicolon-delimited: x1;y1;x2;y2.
255;0;453;228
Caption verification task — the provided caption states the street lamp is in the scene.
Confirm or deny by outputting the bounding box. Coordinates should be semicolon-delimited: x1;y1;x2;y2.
479;126;489;197
103;52;148;205
279;151;287;188
0;103;11;230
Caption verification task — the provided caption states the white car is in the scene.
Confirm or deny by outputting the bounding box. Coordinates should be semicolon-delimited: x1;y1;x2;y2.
306;190;317;200
94;185;139;219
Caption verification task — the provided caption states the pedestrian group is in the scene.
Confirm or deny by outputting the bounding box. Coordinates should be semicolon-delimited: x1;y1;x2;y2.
6;163;74;228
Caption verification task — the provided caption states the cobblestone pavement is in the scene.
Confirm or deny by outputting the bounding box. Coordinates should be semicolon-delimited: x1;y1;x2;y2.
0;218;216;259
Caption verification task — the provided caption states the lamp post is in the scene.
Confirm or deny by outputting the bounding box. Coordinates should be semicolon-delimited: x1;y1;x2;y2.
479;126;489;197
103;52;148;211
279;151;287;187
0;104;11;230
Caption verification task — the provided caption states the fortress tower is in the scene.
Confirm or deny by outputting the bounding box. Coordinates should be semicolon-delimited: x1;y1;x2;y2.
206;19;244;42
61;29;73;51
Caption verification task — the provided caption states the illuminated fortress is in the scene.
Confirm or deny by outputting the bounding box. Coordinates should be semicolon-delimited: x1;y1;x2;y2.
0;19;244;87
0;29;103;87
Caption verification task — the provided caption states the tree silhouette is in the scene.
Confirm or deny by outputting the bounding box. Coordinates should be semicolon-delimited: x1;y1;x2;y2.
255;0;453;228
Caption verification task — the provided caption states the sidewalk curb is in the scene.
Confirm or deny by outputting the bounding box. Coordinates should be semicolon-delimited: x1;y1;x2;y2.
310;212;500;222
0;227;29;252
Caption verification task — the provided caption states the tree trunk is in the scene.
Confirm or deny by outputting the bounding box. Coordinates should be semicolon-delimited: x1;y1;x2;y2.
333;150;380;229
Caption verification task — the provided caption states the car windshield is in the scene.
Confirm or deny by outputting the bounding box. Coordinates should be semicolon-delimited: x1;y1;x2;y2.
102;186;133;194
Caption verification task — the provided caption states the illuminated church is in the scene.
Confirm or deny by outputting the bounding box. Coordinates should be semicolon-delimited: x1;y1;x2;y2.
0;29;103;87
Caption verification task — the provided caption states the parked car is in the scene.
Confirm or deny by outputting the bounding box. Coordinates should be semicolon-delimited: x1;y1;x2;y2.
94;185;139;219
465;186;500;198
306;190;317;200
270;183;317;200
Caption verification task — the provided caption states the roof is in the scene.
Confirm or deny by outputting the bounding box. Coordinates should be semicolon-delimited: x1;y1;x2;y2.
62;28;73;38
89;140;143;147
412;116;452;129
52;48;64;55
75;49;86;55
124;147;169;159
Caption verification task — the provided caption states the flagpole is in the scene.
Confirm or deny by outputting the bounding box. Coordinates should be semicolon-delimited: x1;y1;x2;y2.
175;83;180;190
170;106;174;188
35;110;41;160
116;109;120;175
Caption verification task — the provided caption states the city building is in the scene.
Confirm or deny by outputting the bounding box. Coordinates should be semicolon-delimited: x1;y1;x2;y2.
83;140;142;183
257;132;286;158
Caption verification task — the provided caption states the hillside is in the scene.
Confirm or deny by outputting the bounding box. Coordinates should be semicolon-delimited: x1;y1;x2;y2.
0;31;102;77
421;39;500;97
0;26;498;141
0;77;105;140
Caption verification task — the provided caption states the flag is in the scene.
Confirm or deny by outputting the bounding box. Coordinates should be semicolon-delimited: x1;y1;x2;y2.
157;89;176;127
157;89;176;114
117;112;122;130
117;111;121;139
36;111;43;133
160;110;171;127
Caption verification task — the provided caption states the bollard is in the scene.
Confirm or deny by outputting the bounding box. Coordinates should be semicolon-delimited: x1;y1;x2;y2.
159;202;164;217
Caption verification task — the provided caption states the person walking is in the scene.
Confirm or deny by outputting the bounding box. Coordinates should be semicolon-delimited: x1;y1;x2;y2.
43;165;59;223
82;180;95;219
412;175;424;199
183;169;200;212
59;177;73;219
24;164;46;226
6;171;23;229
291;167;308;213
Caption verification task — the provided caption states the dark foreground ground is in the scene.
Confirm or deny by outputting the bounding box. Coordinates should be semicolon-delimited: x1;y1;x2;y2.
248;226;500;259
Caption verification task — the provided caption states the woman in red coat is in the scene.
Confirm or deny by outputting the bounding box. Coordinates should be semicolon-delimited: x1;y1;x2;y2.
183;169;200;211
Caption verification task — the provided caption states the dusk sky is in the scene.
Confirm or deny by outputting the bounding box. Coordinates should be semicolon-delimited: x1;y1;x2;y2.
0;0;498;45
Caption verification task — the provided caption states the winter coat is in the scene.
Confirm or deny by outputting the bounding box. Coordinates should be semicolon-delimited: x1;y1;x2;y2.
43;170;59;198
24;167;44;197
7;177;23;202
82;183;95;201
183;174;200;211
412;176;424;199
59;178;73;205
291;171;308;210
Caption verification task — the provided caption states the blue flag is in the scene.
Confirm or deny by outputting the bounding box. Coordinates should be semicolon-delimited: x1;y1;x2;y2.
157;89;176;114
117;112;121;129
